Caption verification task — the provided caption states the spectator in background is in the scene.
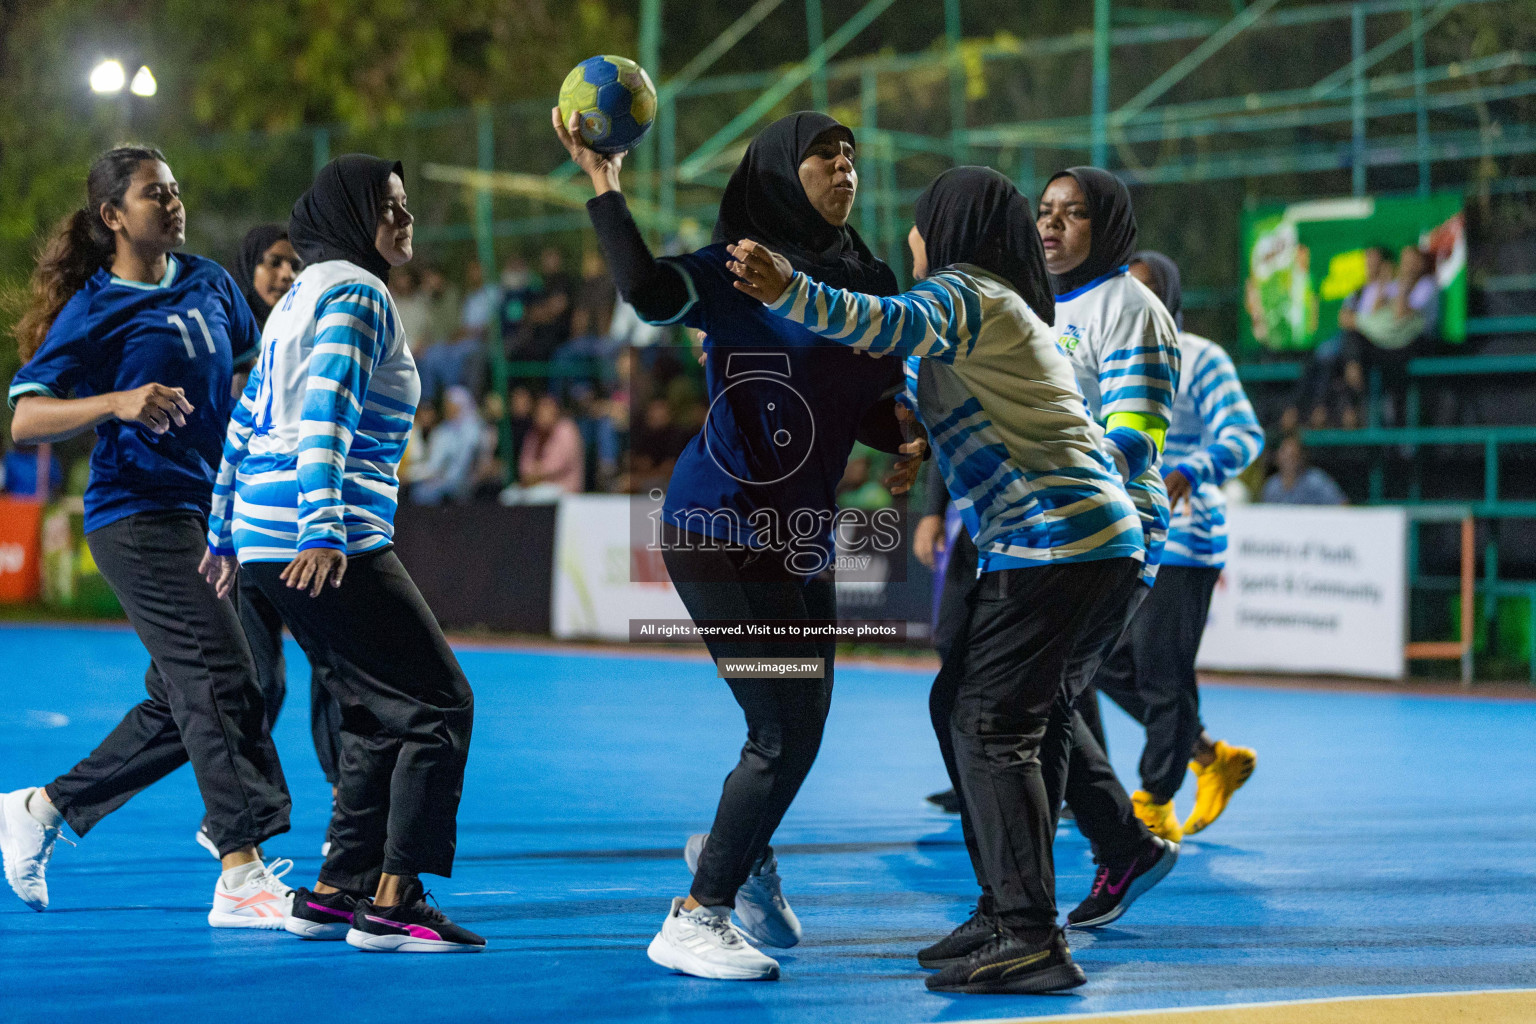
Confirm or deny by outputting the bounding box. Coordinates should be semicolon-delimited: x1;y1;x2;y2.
400;397;439;485
415;264;462;401
628;395;687;493
392;266;432;359
510;247;573;362
1261;432;1346;505
1282;244;1393;431
498;253;536;348
471;391;509;499
500;393;584;503
1339;245;1438;427
550;251;619;393
406;386;483;505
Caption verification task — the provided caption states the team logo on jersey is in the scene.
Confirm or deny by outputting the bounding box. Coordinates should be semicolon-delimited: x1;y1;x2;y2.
1056;324;1084;354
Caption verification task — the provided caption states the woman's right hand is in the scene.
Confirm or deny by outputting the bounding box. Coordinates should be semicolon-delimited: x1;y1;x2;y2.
111;383;194;434
553;107;624;195
281;547;348;598
912;513;947;570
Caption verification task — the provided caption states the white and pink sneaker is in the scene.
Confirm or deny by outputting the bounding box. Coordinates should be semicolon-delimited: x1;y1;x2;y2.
208;858;294;929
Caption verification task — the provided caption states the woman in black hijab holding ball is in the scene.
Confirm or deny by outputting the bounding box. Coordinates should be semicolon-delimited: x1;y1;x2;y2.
556;107;925;982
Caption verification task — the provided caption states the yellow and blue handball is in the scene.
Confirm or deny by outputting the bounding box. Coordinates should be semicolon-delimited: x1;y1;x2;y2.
559;55;657;154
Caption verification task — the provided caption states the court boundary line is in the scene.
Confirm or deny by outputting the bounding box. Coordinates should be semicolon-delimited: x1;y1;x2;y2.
944;987;1536;1024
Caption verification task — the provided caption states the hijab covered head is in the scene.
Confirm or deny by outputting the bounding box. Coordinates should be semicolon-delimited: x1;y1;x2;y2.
1046;166;1138;296
914;166;1055;325
233;223;289;328
713;111;896;296
1130;250;1183;329
289;154;402;283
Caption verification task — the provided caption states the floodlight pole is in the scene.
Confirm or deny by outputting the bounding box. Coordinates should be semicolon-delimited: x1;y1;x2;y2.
1091;0;1110;166
637;0;663;236
946;0;967;164
807;0;828;111
1352;4;1367;196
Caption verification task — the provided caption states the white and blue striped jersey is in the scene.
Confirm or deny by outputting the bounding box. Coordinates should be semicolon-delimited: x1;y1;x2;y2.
1053;268;1181;585
1163;331;1264;567
207;260;418;563
768;266;1144;573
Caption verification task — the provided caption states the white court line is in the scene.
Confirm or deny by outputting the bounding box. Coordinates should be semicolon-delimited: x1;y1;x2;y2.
940;987;1536;1024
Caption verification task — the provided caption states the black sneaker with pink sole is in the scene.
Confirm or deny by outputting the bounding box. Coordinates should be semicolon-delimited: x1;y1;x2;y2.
1066;835;1178;929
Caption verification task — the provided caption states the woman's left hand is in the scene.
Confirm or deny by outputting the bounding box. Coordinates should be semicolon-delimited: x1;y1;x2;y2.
199;550;239;600
727;240;794;305
883;437;929;496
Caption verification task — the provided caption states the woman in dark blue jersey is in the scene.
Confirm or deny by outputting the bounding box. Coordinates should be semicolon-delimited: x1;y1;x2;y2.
556;107;922;981
0;147;294;926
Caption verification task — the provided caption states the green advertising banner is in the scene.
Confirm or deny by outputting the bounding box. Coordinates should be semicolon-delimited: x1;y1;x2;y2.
1241;193;1466;353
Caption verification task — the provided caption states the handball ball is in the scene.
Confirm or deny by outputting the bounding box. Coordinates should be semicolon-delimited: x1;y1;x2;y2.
559;55;657;154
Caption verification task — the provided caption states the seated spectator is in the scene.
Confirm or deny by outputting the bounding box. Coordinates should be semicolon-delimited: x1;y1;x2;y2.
628;396;688;494
1283;245;1393;431
406;386;483;505
507;385;534;469
1339;245;1438;427
414;265;461;401
471;391;510;500
509;247;573;363
419;260;494;400
500;393;585;504
550;251;620;394
393;266;432;357
498;253;536;344
1260;432;1346;505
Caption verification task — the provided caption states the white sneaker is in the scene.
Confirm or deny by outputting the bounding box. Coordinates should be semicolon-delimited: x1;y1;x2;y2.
646;897;780;980
684;833;802;948
195;826;220;860
0;788;71;912
208;858;294;929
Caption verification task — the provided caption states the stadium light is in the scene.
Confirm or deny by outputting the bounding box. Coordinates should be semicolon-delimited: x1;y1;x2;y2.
89;59;126;94
129;66;156;98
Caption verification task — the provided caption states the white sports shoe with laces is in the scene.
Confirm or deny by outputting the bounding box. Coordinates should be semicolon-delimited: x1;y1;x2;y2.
0;788;72;912
646;897;780;980
684;833;802;948
208;858;295;929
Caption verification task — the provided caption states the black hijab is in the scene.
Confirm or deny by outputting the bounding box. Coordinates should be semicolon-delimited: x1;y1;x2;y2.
1047;166;1138;296
1130;249;1183;329
712;112;896;296
289;155;401;283
914;166;1055;326
234;224;288;328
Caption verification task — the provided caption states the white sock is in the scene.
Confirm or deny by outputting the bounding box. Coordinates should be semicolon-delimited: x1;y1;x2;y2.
221;860;264;889
25;789;64;830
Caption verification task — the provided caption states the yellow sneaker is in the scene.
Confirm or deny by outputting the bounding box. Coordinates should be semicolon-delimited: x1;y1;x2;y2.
1183;740;1256;836
1131;790;1183;843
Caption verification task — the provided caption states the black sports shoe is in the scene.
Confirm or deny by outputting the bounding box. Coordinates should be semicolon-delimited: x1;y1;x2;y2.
346;881;486;953
284;886;361;940
917;901;998;968
925;788;962;814
925;927;1085;994
1066;835;1178;929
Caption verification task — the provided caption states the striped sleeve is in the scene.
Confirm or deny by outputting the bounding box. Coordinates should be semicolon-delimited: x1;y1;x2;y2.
767;270;982;362
296;283;392;552
207;372;261;556
1098;306;1178;426
1172;344;1264;488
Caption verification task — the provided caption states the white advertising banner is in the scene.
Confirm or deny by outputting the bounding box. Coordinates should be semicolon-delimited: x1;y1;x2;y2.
1197;504;1407;679
551;494;689;640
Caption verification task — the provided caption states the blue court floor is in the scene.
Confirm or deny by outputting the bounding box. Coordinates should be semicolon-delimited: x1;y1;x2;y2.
1;622;1534;1024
